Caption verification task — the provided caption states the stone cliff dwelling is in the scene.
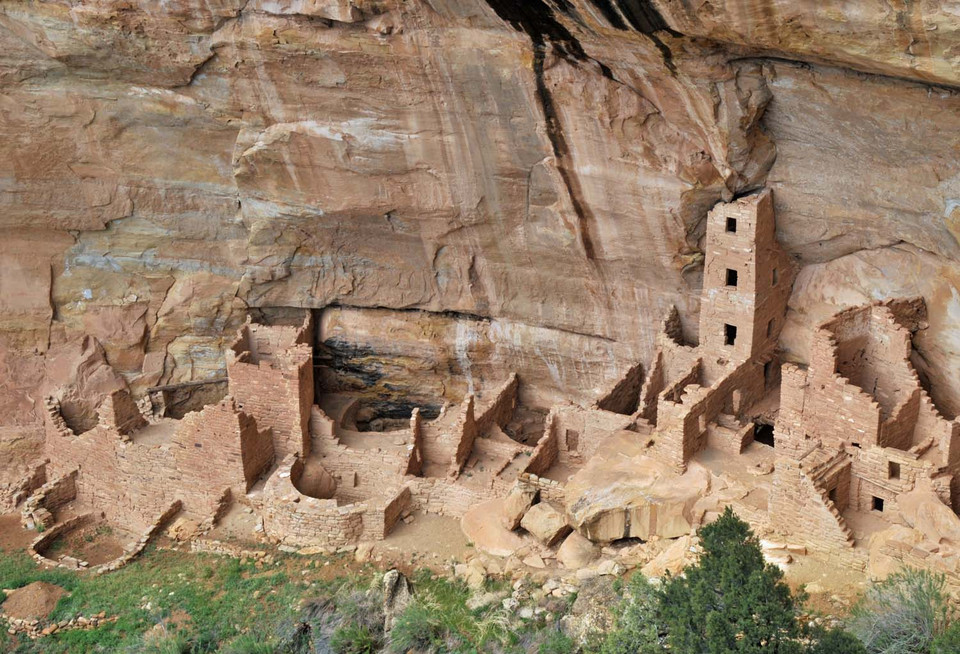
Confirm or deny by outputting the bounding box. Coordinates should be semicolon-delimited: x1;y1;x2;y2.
10;189;960;588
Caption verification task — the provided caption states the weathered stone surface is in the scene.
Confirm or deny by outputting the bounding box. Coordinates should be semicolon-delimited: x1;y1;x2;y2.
655;0;960;87
462;498;532;557
520;502;571;547
1;0;959;461
565;432;709;543
501;486;538;531
556;531;598;570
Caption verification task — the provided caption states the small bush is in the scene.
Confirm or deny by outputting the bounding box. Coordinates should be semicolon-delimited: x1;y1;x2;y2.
806;627;867;654
388;601;448;653
538;629;575;654
331;623;381;654
849;568;956;654
221;633;281;654
932;620;960;654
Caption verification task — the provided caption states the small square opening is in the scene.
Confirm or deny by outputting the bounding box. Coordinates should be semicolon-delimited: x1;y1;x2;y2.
723;323;737;346
772;267;779;286
888;461;901;480
828;488;837;504
725;216;737;233
725;268;738;287
872;496;885;512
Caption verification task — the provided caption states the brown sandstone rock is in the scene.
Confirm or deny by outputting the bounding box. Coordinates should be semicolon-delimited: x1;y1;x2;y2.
520;503;571;547
556;531;598;570
501;486;538;531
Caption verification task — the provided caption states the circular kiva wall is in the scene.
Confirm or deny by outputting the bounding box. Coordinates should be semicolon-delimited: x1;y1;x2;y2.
291;457;337;500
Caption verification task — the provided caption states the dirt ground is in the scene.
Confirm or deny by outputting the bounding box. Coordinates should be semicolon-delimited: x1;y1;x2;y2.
0;514;36;552
45;522;125;566
0;582;66;620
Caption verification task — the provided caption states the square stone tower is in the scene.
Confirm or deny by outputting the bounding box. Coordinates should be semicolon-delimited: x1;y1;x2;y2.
698;189;789;361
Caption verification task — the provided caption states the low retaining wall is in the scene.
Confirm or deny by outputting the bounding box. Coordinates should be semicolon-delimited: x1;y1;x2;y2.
21;469;77;530
0;463;46;512
29;501;183;574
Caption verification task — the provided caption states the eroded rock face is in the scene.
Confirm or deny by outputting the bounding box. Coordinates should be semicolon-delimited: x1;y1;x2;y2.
564;432;709;543
2;0;960;471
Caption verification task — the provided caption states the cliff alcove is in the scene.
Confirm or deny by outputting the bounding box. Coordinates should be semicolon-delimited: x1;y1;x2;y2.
3;0;960;624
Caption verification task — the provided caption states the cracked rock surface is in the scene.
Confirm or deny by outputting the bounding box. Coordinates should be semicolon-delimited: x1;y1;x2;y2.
2;0;960;477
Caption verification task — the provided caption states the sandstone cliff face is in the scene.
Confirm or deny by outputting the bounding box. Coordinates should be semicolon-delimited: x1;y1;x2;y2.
1;1;959;474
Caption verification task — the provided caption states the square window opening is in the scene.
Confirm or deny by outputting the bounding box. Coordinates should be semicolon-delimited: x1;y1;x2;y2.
889;461;901;480
872;496;885;512
724;323;738;346
725;268;738;287
725;216;737;233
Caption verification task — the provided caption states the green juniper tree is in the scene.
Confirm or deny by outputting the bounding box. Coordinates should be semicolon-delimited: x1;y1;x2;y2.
599;508;874;653
658;506;802;653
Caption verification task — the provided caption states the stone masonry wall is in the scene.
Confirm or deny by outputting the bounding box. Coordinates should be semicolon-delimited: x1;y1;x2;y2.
227;319;314;460
595;363;644;415
45;396;270;532
474;373;519;434
449;395;477;477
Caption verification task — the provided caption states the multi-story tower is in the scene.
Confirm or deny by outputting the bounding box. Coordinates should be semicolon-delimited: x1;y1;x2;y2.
698;189;791;362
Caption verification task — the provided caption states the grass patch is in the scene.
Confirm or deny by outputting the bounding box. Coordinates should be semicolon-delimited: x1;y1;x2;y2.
0;547;372;653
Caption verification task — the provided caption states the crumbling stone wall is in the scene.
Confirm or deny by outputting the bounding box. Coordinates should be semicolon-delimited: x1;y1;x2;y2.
449;395;478;477
45;394;270;531
772;297;960;558
595;363;643;415
227;318;314;459
474;373;519;433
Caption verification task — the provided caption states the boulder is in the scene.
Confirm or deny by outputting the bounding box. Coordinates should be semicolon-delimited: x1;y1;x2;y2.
520;503;571;547
556;531;598;570
501;486;537;531
382;569;412;632
564;433;709;543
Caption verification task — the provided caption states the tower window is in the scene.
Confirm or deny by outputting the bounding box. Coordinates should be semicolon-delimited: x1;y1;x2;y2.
889;461;901;480
726;216;737;233
724;324;737;346
772;268;779;286
872;496;885;512
725;268;738;287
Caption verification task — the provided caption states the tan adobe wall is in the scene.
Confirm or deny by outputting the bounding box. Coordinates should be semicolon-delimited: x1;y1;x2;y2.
652;358;768;470
1;463;46;513
595;363;643;415
698;189;792;362
227;320;314;460
97;390;148;437
770;457;856;555
638;351;665;423
523;412;560;477
517;473;565;505
449;395;478;477
44;396;270;532
544;404;633;462
260;456;366;547
20;470;77;529
774;364;819;458
848;445;938;515
174;397;273;498
406;477;503;517
474;373;519;434
404;408;424;476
